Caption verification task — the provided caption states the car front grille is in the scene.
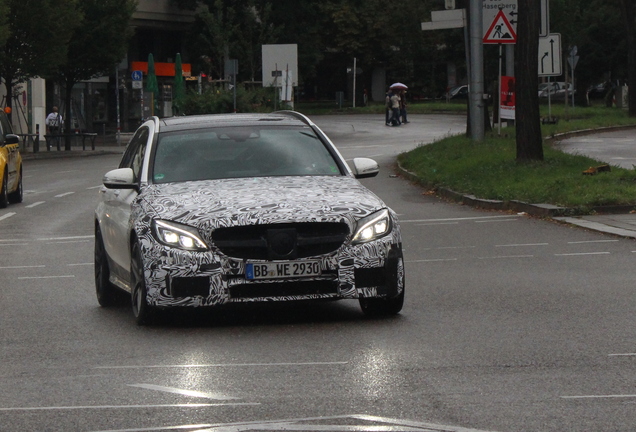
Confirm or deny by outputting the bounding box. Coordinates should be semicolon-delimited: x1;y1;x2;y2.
229;279;340;299
211;222;349;260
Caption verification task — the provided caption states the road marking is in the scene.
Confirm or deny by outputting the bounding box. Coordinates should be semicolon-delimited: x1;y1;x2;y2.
0;403;257;412
55;192;75;198
47;240;90;244
567;240;619;244
554;252;611;256
87;185;103;190
128;384;239;400
54;170;80;174
68;262;92;266
561;394;636;399
475;218;519;223
0;212;16;221
25;201;45;208
608;353;636;356
0;265;45;269
415;222;459;226
434;246;475;250
37;235;92;241
18;275;75;280
0;243;28;247
495;243;548;247
408;258;458;263
95;361;348;369
401;215;522;223
478;255;534;260
88;414;501;432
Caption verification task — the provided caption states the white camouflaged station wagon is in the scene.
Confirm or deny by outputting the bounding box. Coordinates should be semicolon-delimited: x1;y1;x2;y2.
94;111;405;324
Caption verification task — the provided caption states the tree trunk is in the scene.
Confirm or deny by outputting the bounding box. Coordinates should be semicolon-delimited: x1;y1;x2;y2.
3;74;14;124
621;0;636;117
515;0;543;161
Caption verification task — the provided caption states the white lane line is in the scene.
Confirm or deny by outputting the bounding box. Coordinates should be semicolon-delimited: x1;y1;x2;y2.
401;215;523;223
0;212;16;221
25;201;45;208
408;258;458;263
415;222;459;226
54;170;80;174
68;262;92;266
568;240;619;244
478;255;534;260
128;384;239;400
55;192;75;198
0;403;258;412
608;353;636;356
561;394;636;399
435;246;475;250
18;275;75;280
475;218;519;223
95;361;348;369
46;240;90;244
0;265;45;269
0;243;28;247
37;235;92;241
554;252;611;256
495;243;549;247
87;185;103;190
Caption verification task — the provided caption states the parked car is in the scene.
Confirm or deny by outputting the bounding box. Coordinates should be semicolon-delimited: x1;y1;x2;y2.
0;109;23;208
95;112;405;324
448;85;468;100
538;81;575;100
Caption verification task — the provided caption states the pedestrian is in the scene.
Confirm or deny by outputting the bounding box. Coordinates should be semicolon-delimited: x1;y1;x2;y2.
46;106;63;135
385;89;393;126
389;90;401;126
399;90;408;124
46;106;63;150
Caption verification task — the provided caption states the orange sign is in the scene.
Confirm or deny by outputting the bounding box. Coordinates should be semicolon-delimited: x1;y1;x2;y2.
131;61;192;77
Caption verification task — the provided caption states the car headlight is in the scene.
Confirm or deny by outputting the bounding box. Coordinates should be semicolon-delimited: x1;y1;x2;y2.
153;220;208;251
352;209;392;244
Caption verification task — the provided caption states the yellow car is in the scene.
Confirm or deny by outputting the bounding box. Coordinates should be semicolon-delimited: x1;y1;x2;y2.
0;109;23;208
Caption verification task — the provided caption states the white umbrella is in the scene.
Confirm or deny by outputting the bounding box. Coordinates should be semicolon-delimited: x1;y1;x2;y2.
390;82;408;90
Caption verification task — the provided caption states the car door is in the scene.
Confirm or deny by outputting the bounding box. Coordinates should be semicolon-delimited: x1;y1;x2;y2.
100;124;153;283
0;112;17;191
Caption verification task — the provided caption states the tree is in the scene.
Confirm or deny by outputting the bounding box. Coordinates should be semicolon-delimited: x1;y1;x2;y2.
515;0;543;161
0;0;79;121
50;0;136;150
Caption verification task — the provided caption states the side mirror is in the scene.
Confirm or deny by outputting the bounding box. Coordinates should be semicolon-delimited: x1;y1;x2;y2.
4;134;19;145
103;167;137;190
352;157;379;179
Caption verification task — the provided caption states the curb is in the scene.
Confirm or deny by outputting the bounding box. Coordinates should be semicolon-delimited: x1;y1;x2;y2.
21;149;124;160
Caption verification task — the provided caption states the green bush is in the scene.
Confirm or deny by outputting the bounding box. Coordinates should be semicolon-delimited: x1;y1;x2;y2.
180;86;278;115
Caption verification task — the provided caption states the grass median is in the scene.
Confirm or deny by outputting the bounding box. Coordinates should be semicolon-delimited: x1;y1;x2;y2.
396;103;636;213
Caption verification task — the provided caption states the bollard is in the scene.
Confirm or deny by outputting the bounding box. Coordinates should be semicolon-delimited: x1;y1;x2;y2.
34;124;39;153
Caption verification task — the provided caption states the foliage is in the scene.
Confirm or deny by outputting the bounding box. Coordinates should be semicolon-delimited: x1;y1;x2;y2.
180;86;276;115
0;0;80;115
398;106;636;211
0;0;9;49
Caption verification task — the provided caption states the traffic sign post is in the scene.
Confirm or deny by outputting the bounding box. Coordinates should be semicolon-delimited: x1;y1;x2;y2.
482;0;518;43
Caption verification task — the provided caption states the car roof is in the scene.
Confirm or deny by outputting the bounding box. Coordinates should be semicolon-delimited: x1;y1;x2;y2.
157;112;311;133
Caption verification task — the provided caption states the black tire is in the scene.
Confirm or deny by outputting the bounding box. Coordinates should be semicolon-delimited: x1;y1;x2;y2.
8;168;23;204
0;170;8;208
359;288;405;317
359;258;405;317
131;242;155;325
94;227;121;307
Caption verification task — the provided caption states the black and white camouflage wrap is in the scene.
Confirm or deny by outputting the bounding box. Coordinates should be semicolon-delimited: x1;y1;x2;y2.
131;176;404;307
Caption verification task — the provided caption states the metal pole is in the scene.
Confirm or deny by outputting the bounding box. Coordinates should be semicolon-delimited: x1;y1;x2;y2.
469;0;484;141
115;65;121;145
497;44;502;135
505;44;515;126
353;57;357;108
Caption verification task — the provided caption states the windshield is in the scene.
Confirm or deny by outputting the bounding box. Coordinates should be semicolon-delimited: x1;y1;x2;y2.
152;126;343;184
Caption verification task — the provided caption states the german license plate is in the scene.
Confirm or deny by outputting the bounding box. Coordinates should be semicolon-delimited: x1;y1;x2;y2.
245;261;321;280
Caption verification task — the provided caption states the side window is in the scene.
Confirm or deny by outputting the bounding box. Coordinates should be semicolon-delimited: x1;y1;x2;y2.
119;127;149;183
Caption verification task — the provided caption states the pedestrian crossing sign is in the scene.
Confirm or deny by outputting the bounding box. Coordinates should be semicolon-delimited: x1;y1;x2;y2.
483;10;517;44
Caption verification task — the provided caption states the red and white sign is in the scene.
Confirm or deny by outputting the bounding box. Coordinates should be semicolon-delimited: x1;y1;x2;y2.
499;76;515;120
483;9;517;44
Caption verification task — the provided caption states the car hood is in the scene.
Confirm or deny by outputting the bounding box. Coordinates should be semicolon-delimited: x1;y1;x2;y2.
140;176;386;229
